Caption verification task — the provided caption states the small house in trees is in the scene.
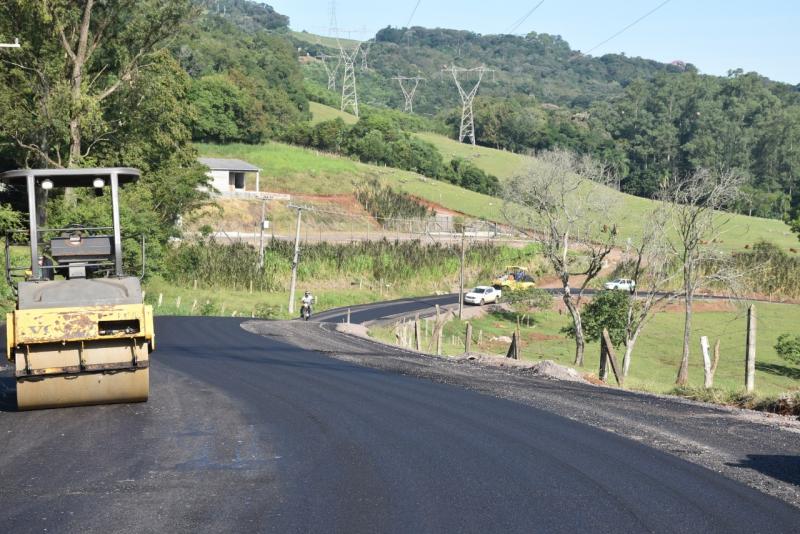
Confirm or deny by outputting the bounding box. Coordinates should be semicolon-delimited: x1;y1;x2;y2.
198;158;261;195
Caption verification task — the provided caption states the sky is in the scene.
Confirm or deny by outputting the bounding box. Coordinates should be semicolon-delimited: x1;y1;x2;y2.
269;0;800;85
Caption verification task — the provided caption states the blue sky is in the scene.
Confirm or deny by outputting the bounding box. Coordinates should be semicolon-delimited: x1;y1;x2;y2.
269;0;799;84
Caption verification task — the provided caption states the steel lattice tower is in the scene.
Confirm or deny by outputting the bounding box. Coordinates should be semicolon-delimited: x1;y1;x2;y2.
393;76;425;113
443;66;493;145
340;44;361;117
318;54;341;91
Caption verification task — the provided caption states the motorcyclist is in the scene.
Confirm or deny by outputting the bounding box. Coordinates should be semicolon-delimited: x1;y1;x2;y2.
301;291;314;317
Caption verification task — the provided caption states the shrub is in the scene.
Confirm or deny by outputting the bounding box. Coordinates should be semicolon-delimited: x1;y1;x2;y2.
774;334;800;365
562;290;630;346
504;287;552;310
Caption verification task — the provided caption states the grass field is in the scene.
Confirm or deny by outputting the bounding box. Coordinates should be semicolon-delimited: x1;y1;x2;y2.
198;133;798;252
309;102;358;125
371;300;800;399
196;141;505;219
301;103;798;251
291;30;361;50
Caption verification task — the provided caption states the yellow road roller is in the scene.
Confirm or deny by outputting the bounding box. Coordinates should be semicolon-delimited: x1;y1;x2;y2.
2;168;154;410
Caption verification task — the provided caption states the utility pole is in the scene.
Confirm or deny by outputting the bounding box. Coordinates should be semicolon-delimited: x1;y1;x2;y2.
458;230;466;320
258;199;267;270
318;53;341;91
442;66;494;145
288;205;303;315
340;43;361;117
393;76;425;113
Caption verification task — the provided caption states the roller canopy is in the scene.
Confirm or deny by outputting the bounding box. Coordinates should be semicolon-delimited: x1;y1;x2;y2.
0;168;140;188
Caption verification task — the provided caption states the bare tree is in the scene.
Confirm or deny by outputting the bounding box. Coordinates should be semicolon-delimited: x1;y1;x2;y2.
619;205;681;377
504;149;617;366
660;168;743;386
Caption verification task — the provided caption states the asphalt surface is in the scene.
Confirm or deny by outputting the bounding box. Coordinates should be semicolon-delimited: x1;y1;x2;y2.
311;287;745;325
1;311;799;532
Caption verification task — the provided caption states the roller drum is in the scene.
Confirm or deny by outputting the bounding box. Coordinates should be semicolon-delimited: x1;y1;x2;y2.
17;368;149;410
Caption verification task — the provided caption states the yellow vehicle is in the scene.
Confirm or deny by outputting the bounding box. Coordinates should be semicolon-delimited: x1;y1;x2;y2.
492;266;536;291
3;168;154;410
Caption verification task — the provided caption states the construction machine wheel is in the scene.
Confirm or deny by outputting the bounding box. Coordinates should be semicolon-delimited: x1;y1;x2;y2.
15;341;150;411
17;369;149;411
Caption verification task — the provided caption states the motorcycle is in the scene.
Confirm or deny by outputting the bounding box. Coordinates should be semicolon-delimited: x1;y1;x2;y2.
300;303;312;321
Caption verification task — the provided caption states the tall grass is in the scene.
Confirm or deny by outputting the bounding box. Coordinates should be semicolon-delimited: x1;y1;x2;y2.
163;237;540;291
355;178;433;228
733;241;800;299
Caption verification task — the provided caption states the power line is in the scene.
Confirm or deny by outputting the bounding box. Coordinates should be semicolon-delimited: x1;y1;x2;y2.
505;0;546;35
584;0;673;55
406;0;422;27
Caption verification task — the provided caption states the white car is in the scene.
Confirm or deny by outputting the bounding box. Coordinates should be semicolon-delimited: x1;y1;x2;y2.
604;278;636;291
464;286;501;305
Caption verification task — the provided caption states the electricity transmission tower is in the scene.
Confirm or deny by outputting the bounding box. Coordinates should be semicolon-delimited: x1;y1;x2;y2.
393;76;425;113
340;43;361;117
318;53;341;90
442;66;493;145
360;41;372;70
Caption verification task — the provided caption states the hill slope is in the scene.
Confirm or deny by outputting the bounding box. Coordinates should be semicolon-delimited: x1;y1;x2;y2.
274;103;797;251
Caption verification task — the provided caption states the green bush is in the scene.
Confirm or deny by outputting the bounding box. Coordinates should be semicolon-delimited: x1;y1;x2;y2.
562;290;630;346
774;334;800;365
199;300;218;316
504;287;552;310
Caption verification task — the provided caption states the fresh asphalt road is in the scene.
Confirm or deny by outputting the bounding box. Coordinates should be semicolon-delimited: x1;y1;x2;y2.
1;313;799;532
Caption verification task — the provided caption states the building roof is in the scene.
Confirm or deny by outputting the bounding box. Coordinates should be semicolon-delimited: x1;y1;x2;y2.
198;158;261;172
1;167;140;187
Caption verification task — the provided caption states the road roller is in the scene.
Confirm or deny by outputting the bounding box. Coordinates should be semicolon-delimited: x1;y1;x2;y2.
2;168;154;410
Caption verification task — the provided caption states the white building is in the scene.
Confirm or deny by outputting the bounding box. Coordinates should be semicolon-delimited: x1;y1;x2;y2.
198;158;261;195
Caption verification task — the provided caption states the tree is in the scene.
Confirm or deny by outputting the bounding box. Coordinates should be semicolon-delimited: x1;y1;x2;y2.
618;204;680;377
661;168;743;385
563;290;629;347
504;149;617;366
0;0;197;167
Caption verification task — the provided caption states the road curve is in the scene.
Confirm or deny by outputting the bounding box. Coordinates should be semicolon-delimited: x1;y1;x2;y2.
1;316;798;533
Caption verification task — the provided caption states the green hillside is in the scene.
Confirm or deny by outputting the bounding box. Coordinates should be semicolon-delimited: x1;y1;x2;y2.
301;103;797;251
292;30;361;50
309;101;358;125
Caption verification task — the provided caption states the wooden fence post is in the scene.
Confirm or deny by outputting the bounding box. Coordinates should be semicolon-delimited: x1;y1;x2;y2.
701;336;713;389
157;293;163;307
599;341;608;382
175;296;181;310
745;305;756;392
436;322;443;356
506;332;518;360
414;316;422;351
601;329;623;386
465;323;473;353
